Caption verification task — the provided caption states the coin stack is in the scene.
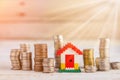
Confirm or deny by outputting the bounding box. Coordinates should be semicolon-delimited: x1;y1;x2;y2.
96;38;111;71
21;52;32;71
99;38;110;58
83;49;96;73
20;44;30;52
95;58;110;71
43;58;55;73
10;49;21;70
34;44;48;72
110;62;120;70
98;58;110;71
85;65;97;73
95;57;110;71
95;57;100;70
54;35;64;68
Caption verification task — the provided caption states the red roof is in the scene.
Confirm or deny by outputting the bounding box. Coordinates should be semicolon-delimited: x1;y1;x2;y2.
57;43;82;55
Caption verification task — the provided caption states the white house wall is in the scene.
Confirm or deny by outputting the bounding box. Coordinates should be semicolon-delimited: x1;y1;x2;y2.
61;48;80;55
61;54;65;63
74;55;79;63
60;48;81;63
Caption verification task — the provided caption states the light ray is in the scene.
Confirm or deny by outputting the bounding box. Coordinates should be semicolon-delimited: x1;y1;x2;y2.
52;2;109;35
67;5;109;39
46;0;108;16
55;3;109;36
78;6;114;40
111;1;119;40
47;2;107;22
98;6;115;38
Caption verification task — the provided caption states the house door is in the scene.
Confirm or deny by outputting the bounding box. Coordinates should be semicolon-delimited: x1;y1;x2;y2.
65;55;74;68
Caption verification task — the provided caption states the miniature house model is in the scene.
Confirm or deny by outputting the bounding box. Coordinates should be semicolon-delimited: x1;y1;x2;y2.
57;43;82;72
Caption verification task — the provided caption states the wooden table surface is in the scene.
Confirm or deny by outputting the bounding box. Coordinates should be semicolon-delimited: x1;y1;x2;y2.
0;69;120;80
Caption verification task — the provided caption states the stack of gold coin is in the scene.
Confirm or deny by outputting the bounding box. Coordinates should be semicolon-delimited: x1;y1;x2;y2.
10;49;21;70
20;44;30;52
85;65;96;73
83;49;95;67
34;44;48;72
43;58;54;73
53;35;64;68
21;52;32;71
110;62;120;70
83;49;96;73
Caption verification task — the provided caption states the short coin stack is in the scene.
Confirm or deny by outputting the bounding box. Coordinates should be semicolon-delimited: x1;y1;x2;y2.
53;35;64;68
97;58;110;71
85;65;96;73
95;38;110;71
83;49;96;73
20;44;32;71
111;62;120;70
10;49;21;70
43;58;55;73
21;52;32;71
95;57;100;70
34;44;48;72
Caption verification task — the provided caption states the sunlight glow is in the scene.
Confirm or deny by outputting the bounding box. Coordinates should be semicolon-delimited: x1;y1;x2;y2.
109;0;120;4
0;0;119;40
67;6;109;39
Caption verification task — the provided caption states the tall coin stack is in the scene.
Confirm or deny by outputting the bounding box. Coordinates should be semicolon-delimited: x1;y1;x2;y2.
43;58;55;73
10;49;21;70
21;52;32;71
34;44;48;72
53;35;64;68
99;38;110;58
20;44;32;71
83;49;96;73
96;38;110;71
20;44;30;52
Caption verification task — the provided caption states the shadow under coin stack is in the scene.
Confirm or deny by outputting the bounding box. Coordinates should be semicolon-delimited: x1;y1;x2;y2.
10;49;21;70
96;38;110;71
53;35;64;68
83;49;96;73
34;44;48;72
20;44;32;71
21;52;32;71
43;58;55;73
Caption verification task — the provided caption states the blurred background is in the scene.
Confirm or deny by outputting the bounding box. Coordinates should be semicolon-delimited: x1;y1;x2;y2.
0;0;120;41
0;0;120;69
